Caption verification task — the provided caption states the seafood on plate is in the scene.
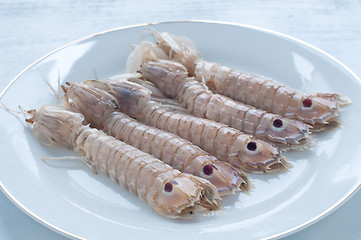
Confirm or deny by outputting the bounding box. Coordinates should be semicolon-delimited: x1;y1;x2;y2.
128;30;351;131
62;81;249;195
25;104;220;218
139;59;310;149
85;78;287;173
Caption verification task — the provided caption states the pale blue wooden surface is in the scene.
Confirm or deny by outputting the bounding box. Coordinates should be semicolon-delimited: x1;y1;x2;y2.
1;0;361;239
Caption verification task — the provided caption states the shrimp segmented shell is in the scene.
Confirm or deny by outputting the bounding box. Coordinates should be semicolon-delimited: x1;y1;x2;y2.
88;79;287;173
140;59;310;148
26;104;220;218
63;81;249;195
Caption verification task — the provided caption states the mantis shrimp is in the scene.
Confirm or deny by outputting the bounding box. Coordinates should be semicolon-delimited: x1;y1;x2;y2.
25;104;220;218
127;30;351;131
194;60;351;130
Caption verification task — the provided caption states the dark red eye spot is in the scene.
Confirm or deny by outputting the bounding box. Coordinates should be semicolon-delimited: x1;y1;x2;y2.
302;98;312;108
273;119;283;128
203;164;214;176
247;142;257;151
164;182;173;192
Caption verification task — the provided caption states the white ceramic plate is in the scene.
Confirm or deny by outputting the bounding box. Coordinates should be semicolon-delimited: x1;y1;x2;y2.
1;21;360;240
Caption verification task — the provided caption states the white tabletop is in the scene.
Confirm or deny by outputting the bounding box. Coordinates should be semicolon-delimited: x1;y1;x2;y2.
1;0;361;239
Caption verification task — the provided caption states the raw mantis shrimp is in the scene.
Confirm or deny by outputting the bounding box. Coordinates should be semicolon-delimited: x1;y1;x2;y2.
139;59;310;148
127;30;351;130
194;60;351;130
25;104;220;218
62;81;249;195
83;79;287;173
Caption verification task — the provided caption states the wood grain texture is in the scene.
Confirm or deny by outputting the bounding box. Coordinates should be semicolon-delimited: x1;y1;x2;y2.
0;0;360;239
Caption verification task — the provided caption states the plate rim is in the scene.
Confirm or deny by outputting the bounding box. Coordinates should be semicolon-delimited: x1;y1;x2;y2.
1;19;360;240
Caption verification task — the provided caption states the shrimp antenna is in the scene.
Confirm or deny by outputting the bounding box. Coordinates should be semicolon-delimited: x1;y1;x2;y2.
93;68;98;81
0;101;30;127
57;66;62;96
141;29;154;41
128;29;152;51
39;68;63;101
129;43;138;50
60;84;74;110
0;101;29;115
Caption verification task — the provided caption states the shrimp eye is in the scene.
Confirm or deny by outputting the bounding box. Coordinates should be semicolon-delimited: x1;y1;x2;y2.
273;119;283;128
302;98;312;108
164;182;173;192
203;164;214;176
247;142;257;151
